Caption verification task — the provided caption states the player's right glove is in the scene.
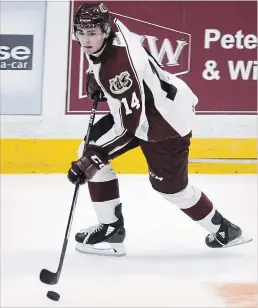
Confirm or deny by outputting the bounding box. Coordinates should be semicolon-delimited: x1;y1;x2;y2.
86;72;107;101
67;145;109;184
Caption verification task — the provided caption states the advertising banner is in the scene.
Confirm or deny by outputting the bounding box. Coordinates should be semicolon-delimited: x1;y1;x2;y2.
66;1;257;115
0;35;34;70
0;1;46;115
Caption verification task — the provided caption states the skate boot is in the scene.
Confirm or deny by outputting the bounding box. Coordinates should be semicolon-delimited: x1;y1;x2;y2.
75;204;126;256
205;215;252;248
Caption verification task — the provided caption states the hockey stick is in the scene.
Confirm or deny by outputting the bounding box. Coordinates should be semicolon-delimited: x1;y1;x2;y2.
39;96;99;285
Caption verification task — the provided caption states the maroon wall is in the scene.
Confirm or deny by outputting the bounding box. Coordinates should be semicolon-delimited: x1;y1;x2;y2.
66;1;257;115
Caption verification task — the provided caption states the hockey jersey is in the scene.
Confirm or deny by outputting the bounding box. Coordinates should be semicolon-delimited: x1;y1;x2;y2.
86;19;198;154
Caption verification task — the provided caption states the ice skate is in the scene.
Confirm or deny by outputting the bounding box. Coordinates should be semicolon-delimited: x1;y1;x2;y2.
205;218;252;248
75;204;126;256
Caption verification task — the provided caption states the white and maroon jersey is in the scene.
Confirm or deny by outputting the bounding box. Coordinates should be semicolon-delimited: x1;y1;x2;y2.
86;19;198;155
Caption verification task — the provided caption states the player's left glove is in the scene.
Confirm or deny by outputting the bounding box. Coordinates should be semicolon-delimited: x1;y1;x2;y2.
67;145;109;184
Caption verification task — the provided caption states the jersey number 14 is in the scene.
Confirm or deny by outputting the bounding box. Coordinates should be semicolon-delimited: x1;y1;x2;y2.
121;92;140;115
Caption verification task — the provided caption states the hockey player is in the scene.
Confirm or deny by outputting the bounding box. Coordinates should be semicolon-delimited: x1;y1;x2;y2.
67;2;252;256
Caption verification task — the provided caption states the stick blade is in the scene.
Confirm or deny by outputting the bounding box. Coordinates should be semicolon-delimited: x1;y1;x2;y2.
40;269;58;285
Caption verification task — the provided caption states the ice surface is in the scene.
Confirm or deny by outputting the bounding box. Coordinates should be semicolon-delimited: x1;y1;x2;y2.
1;174;257;307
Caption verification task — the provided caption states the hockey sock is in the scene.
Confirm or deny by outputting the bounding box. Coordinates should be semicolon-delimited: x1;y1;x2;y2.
88;178;120;224
181;191;222;233
160;185;222;234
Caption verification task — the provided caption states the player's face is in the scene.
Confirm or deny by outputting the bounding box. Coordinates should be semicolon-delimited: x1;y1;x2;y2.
76;27;106;55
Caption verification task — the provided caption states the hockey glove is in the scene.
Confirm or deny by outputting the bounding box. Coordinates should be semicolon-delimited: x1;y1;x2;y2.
68;145;109;184
86;72;107;101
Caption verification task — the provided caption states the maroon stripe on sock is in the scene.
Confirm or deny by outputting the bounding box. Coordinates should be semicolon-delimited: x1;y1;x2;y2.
88;179;120;202
181;192;213;221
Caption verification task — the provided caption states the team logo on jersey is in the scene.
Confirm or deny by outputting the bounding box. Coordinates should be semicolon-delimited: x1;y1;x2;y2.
109;71;133;94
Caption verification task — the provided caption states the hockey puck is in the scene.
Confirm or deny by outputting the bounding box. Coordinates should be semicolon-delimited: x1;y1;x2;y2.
46;290;60;301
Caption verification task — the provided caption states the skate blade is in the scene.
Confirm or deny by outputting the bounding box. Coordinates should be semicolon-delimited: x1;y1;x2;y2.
75;243;127;257
223;233;253;248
